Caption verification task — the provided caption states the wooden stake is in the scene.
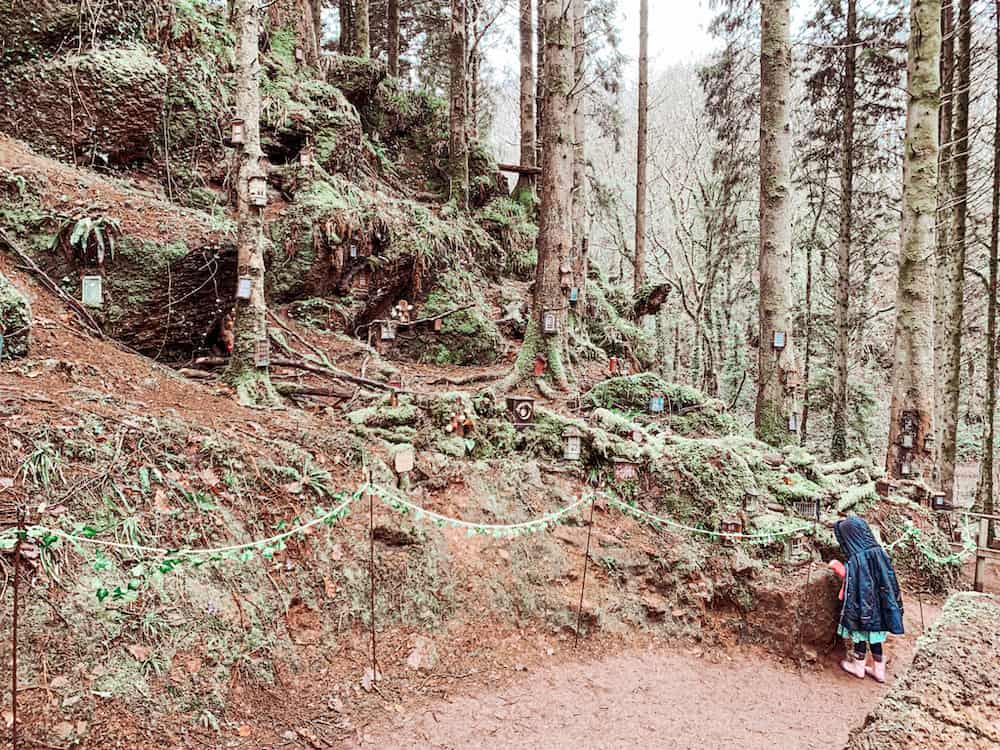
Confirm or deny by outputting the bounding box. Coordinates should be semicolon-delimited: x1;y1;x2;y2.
574;497;596;649
11;507;24;750
368;479;378;683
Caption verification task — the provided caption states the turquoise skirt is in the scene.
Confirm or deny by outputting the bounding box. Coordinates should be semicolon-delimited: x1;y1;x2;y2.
837;625;888;644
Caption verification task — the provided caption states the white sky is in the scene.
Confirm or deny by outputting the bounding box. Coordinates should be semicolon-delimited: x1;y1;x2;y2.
617;0;719;75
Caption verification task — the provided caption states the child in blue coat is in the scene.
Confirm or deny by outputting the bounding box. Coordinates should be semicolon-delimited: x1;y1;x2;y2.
832;517;905;683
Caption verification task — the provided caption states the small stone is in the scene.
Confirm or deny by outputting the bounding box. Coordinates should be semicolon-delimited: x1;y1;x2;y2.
62;694;82;708
281;730;298;741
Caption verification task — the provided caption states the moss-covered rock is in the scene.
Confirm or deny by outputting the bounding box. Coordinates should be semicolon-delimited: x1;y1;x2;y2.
0;47;168;165
0;273;31;360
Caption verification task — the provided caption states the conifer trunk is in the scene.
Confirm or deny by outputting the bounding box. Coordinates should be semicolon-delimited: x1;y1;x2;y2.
976;1;999;529
831;0;857;460
353;0;370;57
267;0;320;64
340;0;354;54
225;0;278;406
388;0;400;76
571;0;587;301
500;0;574;392
513;0;536;200
633;0;648;296
938;0;970;500
755;0;797;445
448;0;470;208
535;0;545;168
885;0;940;481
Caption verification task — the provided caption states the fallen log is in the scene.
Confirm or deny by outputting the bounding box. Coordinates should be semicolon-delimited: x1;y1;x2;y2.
498;163;542;176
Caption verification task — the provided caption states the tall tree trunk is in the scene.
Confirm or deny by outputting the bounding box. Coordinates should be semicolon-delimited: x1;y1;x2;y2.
571;0;587;301
831;0;857;460
513;0;536;200
976;0;999;541
387;0;400;76
938;0;970;500
225;0;278;406
448;0;470;208
339;0;354;54
934;0;955;470
535;0;545;168
499;0;574;392
353;0;370;57
633;0;649;296
469;0;481;139
268;0;321;64
755;0;797;445
885;0;941;481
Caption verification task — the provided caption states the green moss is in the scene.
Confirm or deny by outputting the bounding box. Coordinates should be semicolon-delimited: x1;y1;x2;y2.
0;273;31;359
651;438;758;524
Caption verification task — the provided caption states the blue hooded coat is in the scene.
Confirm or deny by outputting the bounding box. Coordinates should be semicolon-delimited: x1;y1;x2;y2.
834;517;904;635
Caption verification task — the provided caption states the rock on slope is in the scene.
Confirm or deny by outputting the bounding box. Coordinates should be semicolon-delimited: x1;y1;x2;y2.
845;592;1000;750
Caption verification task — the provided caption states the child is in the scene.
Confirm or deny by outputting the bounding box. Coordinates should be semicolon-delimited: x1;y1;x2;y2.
831;517;904;683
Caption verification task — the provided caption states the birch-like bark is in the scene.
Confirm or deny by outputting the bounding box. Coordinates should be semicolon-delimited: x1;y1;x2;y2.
885;0;941;481
755;0;797;445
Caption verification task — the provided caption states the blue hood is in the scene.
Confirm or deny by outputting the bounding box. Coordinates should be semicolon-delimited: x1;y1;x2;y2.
834;517;905;635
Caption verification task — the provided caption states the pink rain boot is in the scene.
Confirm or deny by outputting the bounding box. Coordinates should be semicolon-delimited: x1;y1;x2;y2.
840;656;867;679
865;659;887;683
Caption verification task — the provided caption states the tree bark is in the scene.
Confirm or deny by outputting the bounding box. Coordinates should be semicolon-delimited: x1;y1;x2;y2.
885;0;940;482
513;0;536;200
353;0;370;57
499;0;574;392
831;0;857;460
934;0;955;470
633;0;649;296
339;0;354;54
976;0;999;541
571;0;587;302
387;0;400;76
937;0;970;500
448;0;470;208
755;0;797;446
535;0;545;168
225;0;279;406
267;0;321;64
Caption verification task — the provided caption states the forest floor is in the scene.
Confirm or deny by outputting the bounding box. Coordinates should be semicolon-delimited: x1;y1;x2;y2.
355;595;939;750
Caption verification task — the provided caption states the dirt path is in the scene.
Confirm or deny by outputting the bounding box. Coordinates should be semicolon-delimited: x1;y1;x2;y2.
359;600;935;750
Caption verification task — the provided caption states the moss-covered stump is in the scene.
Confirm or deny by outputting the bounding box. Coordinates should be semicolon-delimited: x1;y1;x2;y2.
0;273;31;359
387;271;504;365
323;56;388;108
583;275;656;366
0;47;167;165
845;592;1000;750
585;373;740;437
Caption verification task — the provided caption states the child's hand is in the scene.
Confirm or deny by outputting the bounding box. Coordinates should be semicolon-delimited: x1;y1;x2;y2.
828;559;846;579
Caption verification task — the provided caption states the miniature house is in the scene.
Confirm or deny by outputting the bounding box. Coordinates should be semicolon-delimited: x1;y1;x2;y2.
612;458;638;481
349;241;359;259
773;330;786;350
506;395;536;428
254;338;270;368
533;354;547;377
608;356;619;375
931;492;953;511
901;433;914;449
248;175;267;207
563;427;582;461
794;499;820;521
433;318;443;332
299;147;313;167
569;287;580;306
231;118;246;145
295;46;304;63
649;393;665;413
543;312;558;334
787;413;799;432
380;322;397;341
720;517;743;534
923;434;935;451
900;459;912;476
81;275;103;307
236;276;253;300
742;487;760;512
394;446;415;474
